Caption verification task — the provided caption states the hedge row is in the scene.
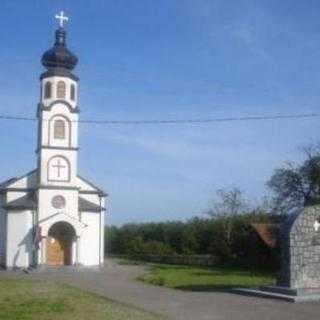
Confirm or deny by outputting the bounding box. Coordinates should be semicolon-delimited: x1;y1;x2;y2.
111;254;220;267
105;213;285;269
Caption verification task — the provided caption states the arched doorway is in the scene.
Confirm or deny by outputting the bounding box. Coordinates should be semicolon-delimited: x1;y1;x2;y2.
46;222;76;266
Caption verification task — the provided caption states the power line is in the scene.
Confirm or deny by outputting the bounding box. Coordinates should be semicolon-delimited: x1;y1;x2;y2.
0;113;319;125
0;115;35;121
80;113;320;124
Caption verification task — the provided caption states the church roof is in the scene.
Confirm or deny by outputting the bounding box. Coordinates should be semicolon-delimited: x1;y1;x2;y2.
0;169;37;193
251;223;279;249
4;193;37;210
79;197;105;212
2;194;104;213
41;27;78;76
77;175;108;197
0;178;18;190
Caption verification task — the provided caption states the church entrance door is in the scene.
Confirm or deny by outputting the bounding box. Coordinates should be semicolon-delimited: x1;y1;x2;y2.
46;222;75;266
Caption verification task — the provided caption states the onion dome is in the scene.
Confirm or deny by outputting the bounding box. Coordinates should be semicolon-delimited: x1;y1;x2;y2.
41;28;78;71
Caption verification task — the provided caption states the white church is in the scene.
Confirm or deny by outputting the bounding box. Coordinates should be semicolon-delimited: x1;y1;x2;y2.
0;13;107;268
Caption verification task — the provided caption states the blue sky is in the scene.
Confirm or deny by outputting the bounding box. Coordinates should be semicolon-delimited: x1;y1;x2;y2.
0;0;319;225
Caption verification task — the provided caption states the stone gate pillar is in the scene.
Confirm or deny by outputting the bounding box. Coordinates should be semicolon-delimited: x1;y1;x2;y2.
278;205;320;289
235;204;320;302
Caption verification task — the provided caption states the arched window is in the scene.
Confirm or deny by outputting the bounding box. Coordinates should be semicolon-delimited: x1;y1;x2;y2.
57;81;66;99
54;120;65;139
70;84;76;101
44;82;52;99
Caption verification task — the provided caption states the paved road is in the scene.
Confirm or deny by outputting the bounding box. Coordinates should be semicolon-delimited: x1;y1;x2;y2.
1;259;320;320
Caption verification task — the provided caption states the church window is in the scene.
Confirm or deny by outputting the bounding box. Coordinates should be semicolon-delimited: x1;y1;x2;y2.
51;195;66;209
70;84;76;101
57;81;66;99
54;120;65;139
44;82;52;99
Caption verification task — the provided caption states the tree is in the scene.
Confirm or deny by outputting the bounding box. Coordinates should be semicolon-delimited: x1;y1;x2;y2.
206;187;249;217
267;145;320;213
204;188;250;259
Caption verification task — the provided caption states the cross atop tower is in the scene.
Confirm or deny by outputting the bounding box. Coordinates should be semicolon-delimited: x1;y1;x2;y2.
55;11;69;28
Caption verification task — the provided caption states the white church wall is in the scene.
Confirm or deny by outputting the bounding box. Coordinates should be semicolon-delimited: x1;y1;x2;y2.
48;114;72;148
6;210;33;268
41;103;78;149
0;195;6;266
80;212;101;266
39;148;78;186
38;189;79;224
100;197;105;264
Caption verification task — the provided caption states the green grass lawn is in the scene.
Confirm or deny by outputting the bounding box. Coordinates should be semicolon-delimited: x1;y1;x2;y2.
0;279;165;320
138;264;276;291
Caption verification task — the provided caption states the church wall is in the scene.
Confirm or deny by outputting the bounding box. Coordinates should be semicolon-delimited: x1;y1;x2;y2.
48;115;72;148
6;210;33;268
100;197;105;264
80;212;101;266
39;148;78;186
78;195;105;264
40;104;78;149
38;189;79;224
0;195;6;266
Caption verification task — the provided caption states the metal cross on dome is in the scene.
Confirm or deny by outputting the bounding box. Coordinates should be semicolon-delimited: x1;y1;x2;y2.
55;11;69;28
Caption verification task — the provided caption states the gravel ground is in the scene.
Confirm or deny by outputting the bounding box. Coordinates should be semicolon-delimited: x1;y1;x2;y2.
1;259;320;320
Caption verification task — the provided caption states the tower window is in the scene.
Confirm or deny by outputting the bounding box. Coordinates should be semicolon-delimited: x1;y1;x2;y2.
70;84;76;101
44;82;52;99
54;120;65;139
57;81;66;99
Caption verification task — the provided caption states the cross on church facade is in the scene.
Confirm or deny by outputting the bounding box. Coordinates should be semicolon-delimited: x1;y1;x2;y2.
52;159;66;178
55;11;69;28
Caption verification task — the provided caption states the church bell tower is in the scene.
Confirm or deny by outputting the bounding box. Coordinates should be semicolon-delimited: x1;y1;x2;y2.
37;13;80;223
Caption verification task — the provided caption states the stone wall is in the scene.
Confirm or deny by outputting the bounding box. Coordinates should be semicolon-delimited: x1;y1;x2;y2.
278;205;320;289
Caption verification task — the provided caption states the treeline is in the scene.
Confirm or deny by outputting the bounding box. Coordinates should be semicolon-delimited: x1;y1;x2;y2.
105;212;285;269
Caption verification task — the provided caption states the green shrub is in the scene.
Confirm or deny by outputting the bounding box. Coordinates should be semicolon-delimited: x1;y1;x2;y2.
106;213;284;269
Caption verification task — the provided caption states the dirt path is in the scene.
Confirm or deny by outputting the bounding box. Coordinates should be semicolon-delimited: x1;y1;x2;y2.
1;259;320;320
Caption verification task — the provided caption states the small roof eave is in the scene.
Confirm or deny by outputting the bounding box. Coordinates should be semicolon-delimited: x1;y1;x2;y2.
79;197;105;213
0;169;37;192
77;174;108;197
3;193;37;211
